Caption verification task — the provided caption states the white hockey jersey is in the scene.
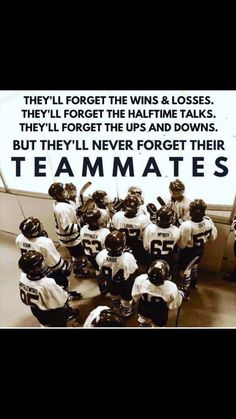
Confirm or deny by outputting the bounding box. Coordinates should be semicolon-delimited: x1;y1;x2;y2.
178;216;217;249
112;211;151;239
80;225;110;256
16;234;64;271
138;204;151;219
167;196;191;224
143;223;180;256
96;249;138;281
53;201;80;247
19;273;68;310
83;305;110;327
132;275;182;309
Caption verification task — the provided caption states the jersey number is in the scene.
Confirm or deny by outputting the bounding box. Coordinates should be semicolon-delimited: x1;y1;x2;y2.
82;239;102;255
142;293;163;304
101;266;124;283
193;229;212;247
120;227;141;238
20;289;39;306
150;240;174;256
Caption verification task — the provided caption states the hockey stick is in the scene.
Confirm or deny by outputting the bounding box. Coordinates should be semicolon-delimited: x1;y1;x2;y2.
157;196;166;206
175;256;200;327
79;181;92;205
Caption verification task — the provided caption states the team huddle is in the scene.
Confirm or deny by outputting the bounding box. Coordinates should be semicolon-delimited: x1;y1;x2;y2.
16;179;217;327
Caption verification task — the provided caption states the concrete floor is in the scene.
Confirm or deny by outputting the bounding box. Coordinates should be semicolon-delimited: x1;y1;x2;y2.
0;230;236;328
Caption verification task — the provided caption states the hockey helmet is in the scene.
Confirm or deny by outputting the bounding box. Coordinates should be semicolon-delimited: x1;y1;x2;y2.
189;199;207;222
105;230;126;256
19;217;43;238
147;260;170;286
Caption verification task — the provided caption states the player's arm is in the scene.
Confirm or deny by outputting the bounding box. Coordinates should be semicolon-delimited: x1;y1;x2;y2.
168;284;187;309
123;253;138;280
59;209;80;233
209;221;217;241
143;225;152;251
177;222;191;249
43;279;69;308
131;277;142;303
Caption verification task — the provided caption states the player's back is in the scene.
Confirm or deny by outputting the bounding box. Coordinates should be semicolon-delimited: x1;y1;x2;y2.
80;225;110;256
143;223;180;255
178;216;217;249
19;273;68;310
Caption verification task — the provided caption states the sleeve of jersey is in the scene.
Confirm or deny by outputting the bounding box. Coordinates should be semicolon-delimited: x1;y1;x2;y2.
44;239;61;268
143;225;152;250
123;254;138;280
59;208;80;234
131;277;142;302
84;306;110;327
141;215;152;232
209;220;218;241
111;213;120;229
177;223;191;249
40;279;68;309
168;286;183;310
95;250;106;269
102;229;110;244
174;227;181;244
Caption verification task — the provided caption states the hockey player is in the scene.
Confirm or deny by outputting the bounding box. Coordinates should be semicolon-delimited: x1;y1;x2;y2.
18;251;80;327
112;195;151;265
178;199;217;288
92;190;111;227
96;230;138;317
48;182;89;277
16;217;71;289
143;206;180;276
65;182;80;208
132;260;188;327
128;185;157;220
84;306;125;327
167;179;192;225
80;208;110;274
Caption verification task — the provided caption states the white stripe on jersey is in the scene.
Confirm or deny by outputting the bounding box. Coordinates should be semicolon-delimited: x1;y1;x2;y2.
84;305;110;327
16;234;64;270
178;216;217;249
80;226;110;256
19;273;68;310
143;224;180;255
112;211;151;238
132;274;182;310
96;249;138;280
53;201;81;247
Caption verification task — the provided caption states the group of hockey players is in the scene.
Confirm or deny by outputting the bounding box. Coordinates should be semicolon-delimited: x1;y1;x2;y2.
16;179;218;328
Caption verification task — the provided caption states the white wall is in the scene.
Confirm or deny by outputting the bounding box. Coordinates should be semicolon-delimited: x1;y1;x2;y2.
0;192;57;241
